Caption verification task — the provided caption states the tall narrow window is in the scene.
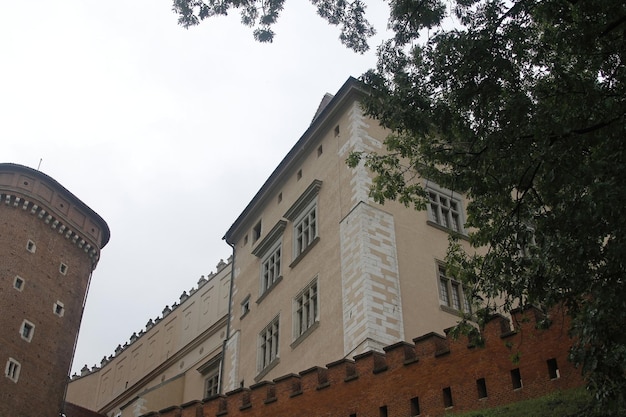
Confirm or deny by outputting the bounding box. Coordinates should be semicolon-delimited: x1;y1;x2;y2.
258;316;280;372
261;244;281;294
241;296;250;318
379;405;388;417
205;369;220;398
294;279;319;338
295;201;317;256
511;368;523;389
20;320;35;342
547;358;560;379
410;397;420;416
13;276;24;291
252;220;287;299
437;265;471;314
253;221;262;242
443;387;453;408
476;378;488;399
5;358;21;383
284;180;322;263
198;356;222;399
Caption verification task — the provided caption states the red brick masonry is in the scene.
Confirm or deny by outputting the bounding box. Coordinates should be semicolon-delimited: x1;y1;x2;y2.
145;307;583;417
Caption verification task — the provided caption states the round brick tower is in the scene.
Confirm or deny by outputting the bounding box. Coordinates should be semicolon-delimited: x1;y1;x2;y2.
0;163;110;417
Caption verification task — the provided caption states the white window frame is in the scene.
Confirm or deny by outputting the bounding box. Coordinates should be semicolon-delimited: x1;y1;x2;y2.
258;316;280;372
5;358;21;383
293;278;319;340
437;265;471;314
426;184;464;233
241;295;250;318
26;239;36;253
204;367;220;398
13;276;25;291
261;241;282;295
293;199;318;258
284;179;322;264
20;320;35;342
54;301;65;317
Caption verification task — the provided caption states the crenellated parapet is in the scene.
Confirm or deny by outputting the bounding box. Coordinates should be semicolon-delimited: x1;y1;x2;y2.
146;306;583;417
0;163;109;267
72;257;232;379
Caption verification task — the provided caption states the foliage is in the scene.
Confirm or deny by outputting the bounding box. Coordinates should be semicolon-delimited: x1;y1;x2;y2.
354;1;626;412
447;387;624;417
172;0;626;411
171;0;375;53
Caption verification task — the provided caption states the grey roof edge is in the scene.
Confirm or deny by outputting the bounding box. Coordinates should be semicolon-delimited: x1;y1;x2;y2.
0;162;111;248
223;76;368;244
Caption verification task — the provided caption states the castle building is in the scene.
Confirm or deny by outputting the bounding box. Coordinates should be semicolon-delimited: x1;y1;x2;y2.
65;259;231;417
66;77;580;417
221;77;476;390
0;163;109;417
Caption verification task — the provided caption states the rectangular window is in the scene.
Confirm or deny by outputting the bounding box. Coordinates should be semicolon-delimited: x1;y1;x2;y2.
427;186;463;233
54;301;65;317
20;320;34;342
379;405;388;417
547;358;560;379
443;387;453;408
26;239;36;253
253;221;262;242
59;263;68;275
410;397;420;416
294;279;319;338
438;265;471;314
258;316;279;372
205;370;220;398
241;296;250;318
13;276;24;291
511;368;522;389
5;358;20;383
261;244;281;294
295;201;317;257
477;378;488;398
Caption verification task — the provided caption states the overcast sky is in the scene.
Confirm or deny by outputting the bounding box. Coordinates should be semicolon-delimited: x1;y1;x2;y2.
1;1;389;374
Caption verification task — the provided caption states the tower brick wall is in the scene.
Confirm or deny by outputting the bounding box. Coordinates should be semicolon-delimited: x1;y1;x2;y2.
144;306;583;417
0;163;109;417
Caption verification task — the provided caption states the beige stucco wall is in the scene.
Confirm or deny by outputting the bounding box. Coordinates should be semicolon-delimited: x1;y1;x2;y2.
223;87;476;391
66;260;231;416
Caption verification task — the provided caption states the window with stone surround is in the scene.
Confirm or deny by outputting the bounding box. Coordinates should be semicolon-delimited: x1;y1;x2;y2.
13;276;24;291
293;278;319;340
426;184;464;233
258;316;280;373
437;265;471;314
198;355;221;399
20;320;35;342
26;239;36;253
253;220;287;300
54;301;65;317
261;243;281;295
5;358;20;383
284;180;322;265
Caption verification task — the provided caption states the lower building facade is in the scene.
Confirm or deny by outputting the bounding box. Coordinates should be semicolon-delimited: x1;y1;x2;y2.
66;259;231;417
143;307;584;417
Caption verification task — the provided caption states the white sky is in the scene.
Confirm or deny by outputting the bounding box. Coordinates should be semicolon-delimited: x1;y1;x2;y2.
1;1;389;375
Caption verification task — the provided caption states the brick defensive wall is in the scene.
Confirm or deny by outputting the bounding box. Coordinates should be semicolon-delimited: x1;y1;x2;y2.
142;307;583;417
